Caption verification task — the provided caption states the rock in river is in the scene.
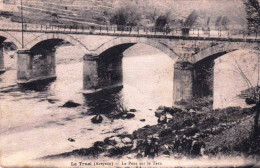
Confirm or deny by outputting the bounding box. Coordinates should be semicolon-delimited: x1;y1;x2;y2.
129;109;137;112
60;100;81;108
68;138;75;142
91;115;103;124
123;113;135;119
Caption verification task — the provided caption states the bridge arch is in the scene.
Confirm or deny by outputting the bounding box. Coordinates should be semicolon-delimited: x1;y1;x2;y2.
0;31;21;72
17;33;89;84
83;37;179;95
0;31;22;48
25;33;88;52
92;37;180;60
186;42;260;107
190;42;260;64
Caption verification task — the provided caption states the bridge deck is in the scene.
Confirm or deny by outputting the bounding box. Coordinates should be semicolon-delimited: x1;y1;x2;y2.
0;23;260;42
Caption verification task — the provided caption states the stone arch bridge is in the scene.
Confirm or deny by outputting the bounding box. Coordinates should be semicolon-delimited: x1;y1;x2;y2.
0;23;259;104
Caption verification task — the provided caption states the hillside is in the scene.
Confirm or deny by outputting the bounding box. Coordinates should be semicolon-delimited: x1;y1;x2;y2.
1;0;248;29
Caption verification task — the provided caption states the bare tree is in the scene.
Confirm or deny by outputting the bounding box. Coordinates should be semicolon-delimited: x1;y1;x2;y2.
233;51;260;153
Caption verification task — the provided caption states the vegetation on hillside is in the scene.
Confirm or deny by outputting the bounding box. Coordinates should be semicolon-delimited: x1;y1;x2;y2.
109;1;141;28
243;0;260;32
183;10;198;28
215;16;230;30
1;0;247;30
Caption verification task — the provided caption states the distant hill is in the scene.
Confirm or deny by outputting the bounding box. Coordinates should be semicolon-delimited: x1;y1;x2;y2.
1;0;114;26
0;0;248;30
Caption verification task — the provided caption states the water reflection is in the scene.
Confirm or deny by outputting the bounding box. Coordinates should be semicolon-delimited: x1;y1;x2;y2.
18;78;56;92
83;87;123;116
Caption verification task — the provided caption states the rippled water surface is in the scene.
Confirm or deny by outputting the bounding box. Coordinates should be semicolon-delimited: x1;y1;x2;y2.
0;45;173;165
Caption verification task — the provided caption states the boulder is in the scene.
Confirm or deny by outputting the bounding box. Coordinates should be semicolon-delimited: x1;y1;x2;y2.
91;115;103;124
189;109;196;113
183;119;193;127
115;142;125;148
109;136;121;145
140;119;146;122
106;145;114;150
131;140;138;150
68;138;75;142
158;115;167;124
61;100;81;108
113;112;126;119
93;141;105;148
129;109;137;112
184;127;199;136
159;129;172;137
162;150;170;156
108;143;132;156
122;137;132;144
245;98;256;105
153;133;159;139
47;98;58;104
155;109;164;117
143;125;151;129
201;107;211;112
124;113;135;119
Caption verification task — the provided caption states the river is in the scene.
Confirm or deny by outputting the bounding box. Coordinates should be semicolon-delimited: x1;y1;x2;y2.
0;44;258;167
0;44;174;166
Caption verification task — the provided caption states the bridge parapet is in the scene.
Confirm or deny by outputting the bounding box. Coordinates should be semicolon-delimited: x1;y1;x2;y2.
0;23;260;42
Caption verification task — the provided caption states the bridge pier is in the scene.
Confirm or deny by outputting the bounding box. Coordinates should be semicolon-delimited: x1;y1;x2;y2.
17;49;56;84
173;61;194;105
83;54;123;94
17;49;33;83
0;44;5;72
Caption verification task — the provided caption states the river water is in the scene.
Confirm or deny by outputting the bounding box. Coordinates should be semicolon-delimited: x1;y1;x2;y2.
0;44;259;167
0;44;174;166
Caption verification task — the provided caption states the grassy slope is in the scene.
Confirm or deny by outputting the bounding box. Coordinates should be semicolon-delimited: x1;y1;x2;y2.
2;0;247;29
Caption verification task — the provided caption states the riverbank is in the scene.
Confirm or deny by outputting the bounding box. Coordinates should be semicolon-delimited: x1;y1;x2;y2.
42;99;260;166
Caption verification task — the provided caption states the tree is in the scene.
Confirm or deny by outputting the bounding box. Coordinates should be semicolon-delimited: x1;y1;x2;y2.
109;3;141;29
243;0;260;33
183;10;198;28
215;15;230;30
233;51;260;153
221;16;229;30
110;8;128;26
206;17;211;27
146;9;172;32
215;16;222;27
147;7;159;24
155;14;169;31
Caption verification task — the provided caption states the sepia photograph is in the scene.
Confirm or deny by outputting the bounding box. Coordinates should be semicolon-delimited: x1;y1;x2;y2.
0;0;260;167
